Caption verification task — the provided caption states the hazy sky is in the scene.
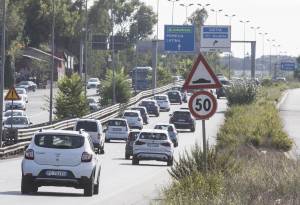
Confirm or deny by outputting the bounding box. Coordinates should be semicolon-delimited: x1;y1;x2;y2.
90;0;300;58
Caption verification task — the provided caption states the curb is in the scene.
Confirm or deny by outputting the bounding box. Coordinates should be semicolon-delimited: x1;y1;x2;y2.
276;90;289;110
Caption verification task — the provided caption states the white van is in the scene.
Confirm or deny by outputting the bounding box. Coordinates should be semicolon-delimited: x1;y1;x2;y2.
105;118;129;142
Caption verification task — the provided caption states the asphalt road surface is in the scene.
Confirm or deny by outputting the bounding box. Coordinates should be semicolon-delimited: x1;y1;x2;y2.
0;98;227;205
280;88;300;157
3;88;98;125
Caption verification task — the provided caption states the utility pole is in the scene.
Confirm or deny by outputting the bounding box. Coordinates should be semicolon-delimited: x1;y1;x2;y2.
49;0;55;124
0;0;6;147
111;6;116;104
168;0;179;25
84;0;88;98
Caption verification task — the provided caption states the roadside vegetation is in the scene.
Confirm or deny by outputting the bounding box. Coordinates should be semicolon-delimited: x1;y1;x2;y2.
160;81;300;205
54;74;89;120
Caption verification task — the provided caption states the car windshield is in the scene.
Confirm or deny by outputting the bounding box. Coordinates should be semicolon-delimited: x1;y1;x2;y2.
154;96;167;100
87;98;97;103
75;121;98;132
124;112;138;117
89;78;98;82
108;120;126;127
34;134;84;149
4;112;23;117
5;117;28;125
139;132;167;140
174;111;191;118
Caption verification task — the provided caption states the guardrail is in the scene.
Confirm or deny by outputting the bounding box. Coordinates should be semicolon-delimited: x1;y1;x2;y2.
0;82;182;158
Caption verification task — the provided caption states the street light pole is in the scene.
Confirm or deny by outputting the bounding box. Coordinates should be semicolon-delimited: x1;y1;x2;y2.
240;20;250;76
250;26;260;75
267;39;275;77
49;0;55;124
0;0;6;147
84;0;88;98
211;9;223;25
111;7;116;104
258;32;268;75
179;3;194;23
225;14;236;79
168;0;179;25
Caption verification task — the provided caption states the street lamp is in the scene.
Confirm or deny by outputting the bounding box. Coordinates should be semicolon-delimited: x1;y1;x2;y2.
197;3;210;10
240;19;250;76
211;9;223;25
168;0;179;25
179;3;194;23
258;32;268;75
267;38;276;77
224;14;236;80
273;44;280;78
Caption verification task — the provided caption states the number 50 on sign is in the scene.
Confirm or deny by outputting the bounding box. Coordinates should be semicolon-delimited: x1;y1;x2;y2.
188;91;217;120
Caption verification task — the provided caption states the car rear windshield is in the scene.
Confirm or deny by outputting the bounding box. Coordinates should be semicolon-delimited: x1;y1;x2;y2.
108;120;127;127
5;117;28;125
141;101;154;106
139;132;167;140
34;134;84;149
124;112;138;117
168;92;180;96
174;111;191;118
75;121;98;132
154;96;167;100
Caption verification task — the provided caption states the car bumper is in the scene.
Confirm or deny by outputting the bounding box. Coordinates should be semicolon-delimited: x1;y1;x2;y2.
173;122;194;129
133;152;173;162
106;132;128;141
22;160;95;179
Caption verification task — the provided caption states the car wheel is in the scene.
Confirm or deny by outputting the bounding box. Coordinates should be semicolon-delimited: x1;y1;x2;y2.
155;113;159;117
217;95;220;99
84;174;94;196
167;158;174;166
105;138;110;143
21;175;34;194
100;146;105;155
191;127;195;132
132;157;139;165
125;153;130;160
93;173;100;195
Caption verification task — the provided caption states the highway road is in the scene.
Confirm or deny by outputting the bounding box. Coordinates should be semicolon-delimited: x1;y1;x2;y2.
0;98;227;205
280;88;300;157
3;88;97;125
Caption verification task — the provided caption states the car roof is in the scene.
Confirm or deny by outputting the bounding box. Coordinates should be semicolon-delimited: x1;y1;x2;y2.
5;110;24;113
155;124;174;127
140;129;168;134
35;129;88;137
76;118;100;123
131;106;146;110
154;94;167;97
173;110;191;113
124;110;140;114
108;118;127;121
141;99;156;102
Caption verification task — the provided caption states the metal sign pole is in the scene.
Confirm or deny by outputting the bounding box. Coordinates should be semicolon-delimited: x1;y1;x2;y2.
202;120;207;172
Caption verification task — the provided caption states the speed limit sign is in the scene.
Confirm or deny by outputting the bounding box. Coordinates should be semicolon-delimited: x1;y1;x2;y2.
188;91;217;120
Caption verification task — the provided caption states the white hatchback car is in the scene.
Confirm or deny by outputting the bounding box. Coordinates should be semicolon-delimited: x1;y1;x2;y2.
105;118;129;142
87;78;100;89
16;88;28;103
154;94;171;111
21;130;101;196
132;129;174;166
74;119;105;154
122;110;143;130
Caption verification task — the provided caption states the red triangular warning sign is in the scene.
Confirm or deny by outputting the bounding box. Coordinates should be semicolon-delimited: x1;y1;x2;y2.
183;53;222;90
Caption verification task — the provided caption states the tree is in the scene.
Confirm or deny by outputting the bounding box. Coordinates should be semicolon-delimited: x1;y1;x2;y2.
98;68;132;106
157;67;173;87
54;74;89;120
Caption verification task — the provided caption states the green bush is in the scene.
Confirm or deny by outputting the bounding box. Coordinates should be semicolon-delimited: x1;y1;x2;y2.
157;67;173;87
54;74;89;120
98;68;132;106
225;82;258;106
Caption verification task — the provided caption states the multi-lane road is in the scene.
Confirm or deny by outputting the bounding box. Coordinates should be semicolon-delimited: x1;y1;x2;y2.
3;88;97;125
0;98;227;205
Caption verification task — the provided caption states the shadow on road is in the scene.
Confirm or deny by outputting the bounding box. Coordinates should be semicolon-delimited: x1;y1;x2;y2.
119;162;167;167
0;191;83;197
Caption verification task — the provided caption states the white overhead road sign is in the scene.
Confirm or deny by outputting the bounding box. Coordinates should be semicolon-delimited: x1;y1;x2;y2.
200;25;231;52
183;53;222;90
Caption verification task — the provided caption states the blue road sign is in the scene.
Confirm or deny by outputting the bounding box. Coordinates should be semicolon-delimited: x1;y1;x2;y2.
164;25;195;52
281;62;296;71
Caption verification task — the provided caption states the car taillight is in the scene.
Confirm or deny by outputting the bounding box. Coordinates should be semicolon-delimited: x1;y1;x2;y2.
81;152;92;162
161;142;171;147
135;140;146;145
25;149;34;160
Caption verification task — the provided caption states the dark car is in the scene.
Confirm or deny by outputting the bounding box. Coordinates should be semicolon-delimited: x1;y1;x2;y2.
130;106;149;124
138;100;159;117
171;86;187;102
167;91;182;104
216;78;231;99
125;130;141;159
16;81;37;92
169;110;195;132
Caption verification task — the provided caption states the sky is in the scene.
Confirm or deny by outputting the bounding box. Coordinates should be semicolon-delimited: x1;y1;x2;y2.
90;0;300;58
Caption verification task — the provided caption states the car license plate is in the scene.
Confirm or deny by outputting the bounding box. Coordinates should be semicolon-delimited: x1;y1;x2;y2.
147;143;159;147
45;170;67;177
